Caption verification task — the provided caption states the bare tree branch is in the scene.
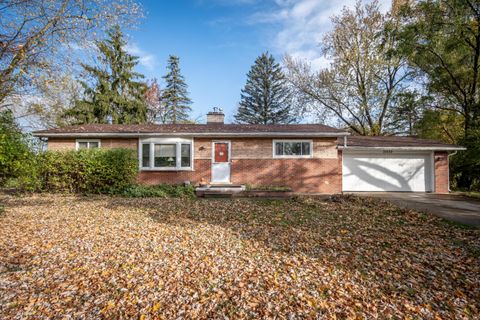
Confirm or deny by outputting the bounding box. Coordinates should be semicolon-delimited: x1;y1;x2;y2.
0;0;143;115
286;0;411;135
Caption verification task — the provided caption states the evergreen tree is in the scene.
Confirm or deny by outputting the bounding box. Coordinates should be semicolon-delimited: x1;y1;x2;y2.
235;52;294;124
65;26;147;124
161;55;192;123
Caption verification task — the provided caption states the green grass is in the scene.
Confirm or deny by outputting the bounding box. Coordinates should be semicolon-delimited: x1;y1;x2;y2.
244;184;292;192
450;239;480;258
438;218;478;230
120;184;195;198
452;191;480;200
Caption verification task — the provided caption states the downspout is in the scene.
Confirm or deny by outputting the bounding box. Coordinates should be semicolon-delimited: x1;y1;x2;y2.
40;137;48;152
447;151;457;192
341;135;347;194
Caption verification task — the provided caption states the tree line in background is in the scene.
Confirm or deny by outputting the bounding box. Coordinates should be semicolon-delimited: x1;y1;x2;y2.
0;0;479;190
0;0;192;127
284;0;480;190
62;27;192;125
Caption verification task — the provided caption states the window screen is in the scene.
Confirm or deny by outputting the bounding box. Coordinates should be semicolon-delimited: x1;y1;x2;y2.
142;143;150;167
181;144;191;167
154;144;176;167
274;141;311;156
77;142;89;149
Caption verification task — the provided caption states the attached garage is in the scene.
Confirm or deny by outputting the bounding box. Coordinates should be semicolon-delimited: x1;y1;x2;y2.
339;136;465;193
342;151;433;192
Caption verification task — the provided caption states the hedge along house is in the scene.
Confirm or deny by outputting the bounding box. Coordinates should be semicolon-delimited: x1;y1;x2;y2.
33;110;465;194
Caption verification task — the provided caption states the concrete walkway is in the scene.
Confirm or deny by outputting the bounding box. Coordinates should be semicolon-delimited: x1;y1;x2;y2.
354;193;480;227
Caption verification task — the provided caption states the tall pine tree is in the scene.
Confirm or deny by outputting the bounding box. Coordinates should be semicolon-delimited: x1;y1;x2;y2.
161;55;192;123
65;26;147;124
235;52;294;124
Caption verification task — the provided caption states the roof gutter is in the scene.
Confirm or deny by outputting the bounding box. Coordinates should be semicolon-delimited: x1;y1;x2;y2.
339;146;466;151
33;131;350;138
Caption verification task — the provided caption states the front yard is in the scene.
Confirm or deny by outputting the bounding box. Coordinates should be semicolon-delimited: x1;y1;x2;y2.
0;195;479;319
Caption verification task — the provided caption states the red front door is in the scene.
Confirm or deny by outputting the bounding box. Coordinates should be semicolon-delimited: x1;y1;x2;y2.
214;143;229;163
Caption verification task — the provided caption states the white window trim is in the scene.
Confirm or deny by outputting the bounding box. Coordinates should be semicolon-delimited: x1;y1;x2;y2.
75;139;101;150
139;137;194;171
272;139;313;158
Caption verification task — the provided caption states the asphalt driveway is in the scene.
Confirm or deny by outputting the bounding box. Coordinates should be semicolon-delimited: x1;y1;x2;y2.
354;193;480;227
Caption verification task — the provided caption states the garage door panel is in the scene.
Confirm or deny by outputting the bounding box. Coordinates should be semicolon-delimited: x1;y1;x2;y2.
342;153;432;192
343;157;409;191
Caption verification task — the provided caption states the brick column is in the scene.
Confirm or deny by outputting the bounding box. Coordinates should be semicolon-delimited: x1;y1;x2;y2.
434;151;449;193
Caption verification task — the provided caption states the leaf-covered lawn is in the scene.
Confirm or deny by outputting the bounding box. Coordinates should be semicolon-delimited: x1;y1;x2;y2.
0;195;479;319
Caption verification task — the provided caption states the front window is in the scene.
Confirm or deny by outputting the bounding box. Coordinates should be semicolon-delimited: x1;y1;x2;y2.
154;144;176;167
181;144;191;167
273;140;312;158
76;140;100;150
141;138;193;170
142;143;150;167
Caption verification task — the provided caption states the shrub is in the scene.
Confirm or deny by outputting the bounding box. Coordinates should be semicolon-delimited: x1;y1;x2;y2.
451;132;480;191
245;184;292;191
8;147;197;197
121;184;195;198
36;148;138;194
0;110;36;187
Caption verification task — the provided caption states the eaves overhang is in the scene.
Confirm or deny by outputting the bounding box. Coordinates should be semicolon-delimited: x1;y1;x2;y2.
339;146;466;151
33;131;351;138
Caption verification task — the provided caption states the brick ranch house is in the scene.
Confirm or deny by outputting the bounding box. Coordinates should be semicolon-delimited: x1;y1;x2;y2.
33;111;465;194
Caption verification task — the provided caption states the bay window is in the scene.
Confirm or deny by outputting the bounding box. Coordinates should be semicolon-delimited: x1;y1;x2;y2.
140;138;193;170
273;140;312;158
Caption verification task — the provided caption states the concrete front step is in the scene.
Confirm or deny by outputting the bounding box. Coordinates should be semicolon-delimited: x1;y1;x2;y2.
195;185;246;198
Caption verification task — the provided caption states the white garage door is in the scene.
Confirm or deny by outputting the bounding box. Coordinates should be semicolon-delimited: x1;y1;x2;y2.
342;152;433;192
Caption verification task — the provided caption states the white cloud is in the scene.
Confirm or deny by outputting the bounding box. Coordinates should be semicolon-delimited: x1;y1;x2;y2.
250;0;391;70
196;0;258;6
125;43;158;71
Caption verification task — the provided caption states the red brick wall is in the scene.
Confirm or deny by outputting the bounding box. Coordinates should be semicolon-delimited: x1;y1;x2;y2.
230;157;342;193
47;138;137;150
434;151;449;193
137;138;342;193
138;157;342;193
46;137;343;193
137;160;211;186
47;138;76;151
101;138;137;149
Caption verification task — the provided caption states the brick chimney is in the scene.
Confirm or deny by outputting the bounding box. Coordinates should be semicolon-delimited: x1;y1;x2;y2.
206;107;225;124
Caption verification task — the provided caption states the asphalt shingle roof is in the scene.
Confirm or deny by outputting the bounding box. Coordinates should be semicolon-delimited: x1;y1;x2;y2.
34;123;347;135
33;124;464;149
340;135;463;149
